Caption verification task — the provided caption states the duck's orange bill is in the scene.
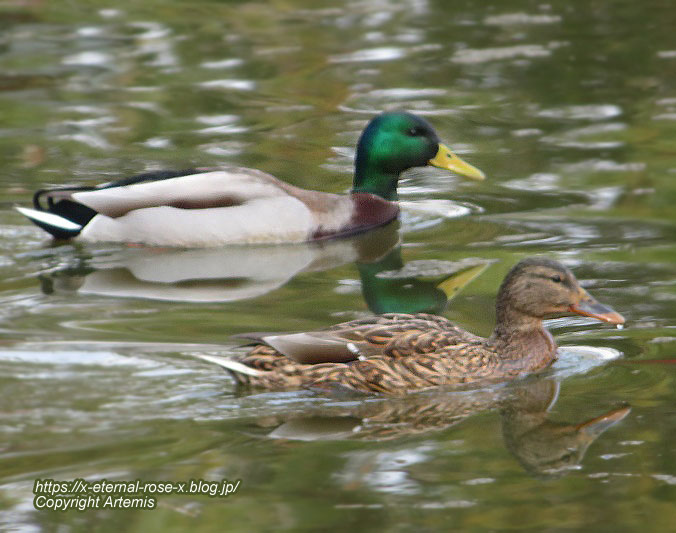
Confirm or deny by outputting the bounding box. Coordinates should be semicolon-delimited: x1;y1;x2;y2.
569;298;625;325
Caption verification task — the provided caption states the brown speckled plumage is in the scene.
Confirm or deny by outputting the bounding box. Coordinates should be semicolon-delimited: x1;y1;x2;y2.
218;258;624;394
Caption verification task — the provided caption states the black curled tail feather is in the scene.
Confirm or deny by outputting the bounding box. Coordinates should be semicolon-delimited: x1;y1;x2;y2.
24;188;97;239
25;168;208;239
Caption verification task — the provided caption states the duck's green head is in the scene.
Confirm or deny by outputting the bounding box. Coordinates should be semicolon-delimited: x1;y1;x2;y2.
352;111;485;201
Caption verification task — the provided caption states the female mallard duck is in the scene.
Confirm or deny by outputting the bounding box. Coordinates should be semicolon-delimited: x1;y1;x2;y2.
15;112;484;247
202;258;624;394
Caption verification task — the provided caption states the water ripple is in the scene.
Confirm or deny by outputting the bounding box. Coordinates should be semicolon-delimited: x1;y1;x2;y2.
557;159;646;173
62;51;113;67
553;345;623;379
536;104;622;121
452;43;564;64
0;349;160;369
400;199;475;219
540;122;627;150
484;13;562;25
199;79;256;91
140;137;172;149
200;58;244;69
504;173;560;192
330;46;406;63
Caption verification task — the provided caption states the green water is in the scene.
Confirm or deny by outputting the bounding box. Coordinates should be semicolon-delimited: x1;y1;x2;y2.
1;0;675;531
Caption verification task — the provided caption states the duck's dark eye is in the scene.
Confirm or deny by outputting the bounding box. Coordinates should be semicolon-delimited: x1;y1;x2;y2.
407;127;423;136
551;274;563;283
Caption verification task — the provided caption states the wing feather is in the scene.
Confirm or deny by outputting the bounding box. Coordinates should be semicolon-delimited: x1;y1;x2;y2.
71;167;289;218
256;313;479;365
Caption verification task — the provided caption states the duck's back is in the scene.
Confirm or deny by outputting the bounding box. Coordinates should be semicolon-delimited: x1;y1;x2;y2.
76;167;325;246
232;313;488;392
73;167;295;217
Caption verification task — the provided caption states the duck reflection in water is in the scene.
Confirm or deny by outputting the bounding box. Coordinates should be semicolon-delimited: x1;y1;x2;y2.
252;378;630;478
38;223;400;303
357;247;489;315
37;222;487;309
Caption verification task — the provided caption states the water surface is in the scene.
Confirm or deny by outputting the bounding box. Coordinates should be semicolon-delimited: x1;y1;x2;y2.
0;1;675;531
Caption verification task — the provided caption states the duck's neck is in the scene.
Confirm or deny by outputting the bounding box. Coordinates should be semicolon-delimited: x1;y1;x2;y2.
489;306;557;363
352;145;400;201
352;167;399;201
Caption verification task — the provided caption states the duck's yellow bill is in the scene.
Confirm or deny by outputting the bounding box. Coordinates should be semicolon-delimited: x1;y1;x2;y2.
429;143;485;181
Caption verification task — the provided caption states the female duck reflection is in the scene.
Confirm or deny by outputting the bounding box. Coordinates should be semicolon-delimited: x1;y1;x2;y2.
249;378;630;478
39;222;486;311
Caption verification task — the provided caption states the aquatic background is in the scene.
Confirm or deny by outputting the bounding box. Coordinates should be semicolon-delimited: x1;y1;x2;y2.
0;0;674;530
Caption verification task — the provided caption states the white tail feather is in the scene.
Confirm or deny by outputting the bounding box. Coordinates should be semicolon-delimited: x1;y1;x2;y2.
192;354;262;376
15;206;82;231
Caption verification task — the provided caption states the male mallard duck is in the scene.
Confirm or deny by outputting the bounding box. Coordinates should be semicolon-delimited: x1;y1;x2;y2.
201;258;624;394
15;112;484;247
